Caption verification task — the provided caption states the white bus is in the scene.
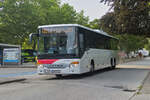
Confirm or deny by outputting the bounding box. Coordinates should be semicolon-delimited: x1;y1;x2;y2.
30;24;119;77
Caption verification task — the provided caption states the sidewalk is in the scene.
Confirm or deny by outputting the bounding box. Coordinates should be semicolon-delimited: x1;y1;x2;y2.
0;62;36;85
132;72;150;100
0;77;26;85
0;62;36;68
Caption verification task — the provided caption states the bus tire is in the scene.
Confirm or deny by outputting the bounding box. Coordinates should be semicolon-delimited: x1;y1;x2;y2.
112;58;116;69
90;60;95;73
111;58;114;69
55;74;62;78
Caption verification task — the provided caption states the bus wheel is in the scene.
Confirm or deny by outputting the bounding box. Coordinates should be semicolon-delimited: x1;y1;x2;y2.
111;58;114;69
111;58;116;69
112;58;116;69
90;60;95;73
55;74;62;78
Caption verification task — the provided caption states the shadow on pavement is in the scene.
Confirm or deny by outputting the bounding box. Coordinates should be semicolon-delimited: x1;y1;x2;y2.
46;67;118;80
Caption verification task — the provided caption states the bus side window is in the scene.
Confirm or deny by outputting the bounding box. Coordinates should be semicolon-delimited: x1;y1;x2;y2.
79;33;84;53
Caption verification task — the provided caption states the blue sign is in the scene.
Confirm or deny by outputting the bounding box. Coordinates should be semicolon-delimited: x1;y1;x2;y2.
3;60;19;63
3;48;21;64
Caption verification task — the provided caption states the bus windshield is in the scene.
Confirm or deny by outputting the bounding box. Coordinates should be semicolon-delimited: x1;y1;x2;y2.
38;27;78;55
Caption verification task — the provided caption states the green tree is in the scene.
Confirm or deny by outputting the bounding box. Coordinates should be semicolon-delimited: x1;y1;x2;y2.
75;10;89;26
116;34;148;56
89;19;100;29
0;0;89;49
0;0;43;45
100;0;150;55
100;0;150;36
145;38;150;52
54;3;77;24
100;12;117;35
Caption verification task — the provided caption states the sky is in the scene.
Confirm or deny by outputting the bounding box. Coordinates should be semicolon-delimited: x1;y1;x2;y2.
61;0;111;21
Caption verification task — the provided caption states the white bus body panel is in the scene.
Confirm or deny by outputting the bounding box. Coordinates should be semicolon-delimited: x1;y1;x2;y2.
37;59;81;75
79;49;118;74
37;49;118;75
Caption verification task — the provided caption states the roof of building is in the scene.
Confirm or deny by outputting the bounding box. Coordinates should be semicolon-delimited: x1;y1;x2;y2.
0;43;20;48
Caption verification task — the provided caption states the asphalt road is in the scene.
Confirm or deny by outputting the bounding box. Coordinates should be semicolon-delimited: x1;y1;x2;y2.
0;57;150;100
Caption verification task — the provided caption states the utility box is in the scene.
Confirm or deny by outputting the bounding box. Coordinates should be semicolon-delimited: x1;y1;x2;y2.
3;48;21;65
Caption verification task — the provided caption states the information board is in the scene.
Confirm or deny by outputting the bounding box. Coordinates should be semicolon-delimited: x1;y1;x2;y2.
0;50;2;65
3;48;21;65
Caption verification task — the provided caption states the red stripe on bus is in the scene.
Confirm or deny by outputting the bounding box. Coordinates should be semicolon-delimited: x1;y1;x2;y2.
37;59;59;64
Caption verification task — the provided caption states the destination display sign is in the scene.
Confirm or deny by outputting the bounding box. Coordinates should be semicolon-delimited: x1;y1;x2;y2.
41;27;73;34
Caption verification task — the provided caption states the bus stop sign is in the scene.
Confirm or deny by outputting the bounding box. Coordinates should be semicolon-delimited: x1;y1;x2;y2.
3;48;21;65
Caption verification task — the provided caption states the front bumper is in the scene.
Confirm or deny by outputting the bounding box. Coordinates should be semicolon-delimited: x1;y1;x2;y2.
37;66;80;75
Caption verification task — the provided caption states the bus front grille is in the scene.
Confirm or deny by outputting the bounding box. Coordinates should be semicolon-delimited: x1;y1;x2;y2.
44;64;67;69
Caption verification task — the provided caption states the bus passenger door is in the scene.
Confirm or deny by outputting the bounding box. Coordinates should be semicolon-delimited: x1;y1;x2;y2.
79;33;90;73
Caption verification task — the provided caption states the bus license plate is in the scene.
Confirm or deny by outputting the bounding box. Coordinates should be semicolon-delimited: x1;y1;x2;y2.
50;70;61;74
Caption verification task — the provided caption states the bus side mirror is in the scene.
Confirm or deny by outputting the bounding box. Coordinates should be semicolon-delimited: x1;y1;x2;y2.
29;33;39;43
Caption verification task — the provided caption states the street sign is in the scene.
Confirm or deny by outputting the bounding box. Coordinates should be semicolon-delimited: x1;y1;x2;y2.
0;50;2;66
3;48;21;65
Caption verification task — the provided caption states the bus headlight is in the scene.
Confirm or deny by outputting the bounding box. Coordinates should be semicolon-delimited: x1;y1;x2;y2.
38;64;44;69
70;61;79;68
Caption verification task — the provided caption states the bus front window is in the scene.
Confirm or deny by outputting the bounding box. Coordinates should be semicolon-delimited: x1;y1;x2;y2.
44;33;67;54
38;27;78;56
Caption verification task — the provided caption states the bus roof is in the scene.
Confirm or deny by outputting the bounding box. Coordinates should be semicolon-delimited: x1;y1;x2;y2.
38;24;117;39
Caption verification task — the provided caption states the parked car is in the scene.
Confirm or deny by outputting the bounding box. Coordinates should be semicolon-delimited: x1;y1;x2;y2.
21;49;37;63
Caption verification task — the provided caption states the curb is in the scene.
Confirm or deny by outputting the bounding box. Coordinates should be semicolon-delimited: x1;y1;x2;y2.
119;58;139;64
0;65;36;68
128;71;150;100
0;78;26;85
